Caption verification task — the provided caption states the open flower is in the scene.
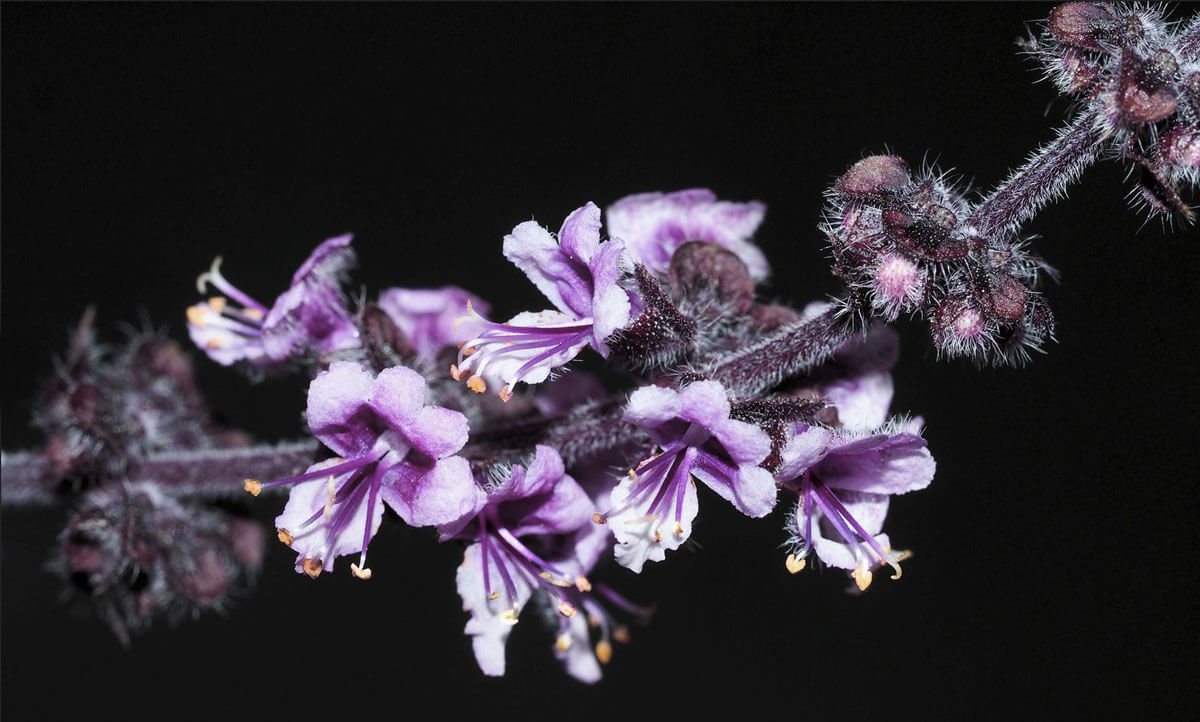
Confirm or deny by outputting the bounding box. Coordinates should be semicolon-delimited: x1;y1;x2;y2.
186;234;359;367
451;202;632;401
606;188;770;280
445;445;595;677
377;286;489;359
598;379;776;572
776;419;935;590
245;361;483;578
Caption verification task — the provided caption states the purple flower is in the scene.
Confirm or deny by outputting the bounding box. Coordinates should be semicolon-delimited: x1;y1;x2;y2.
186;234;360;367
451;202;632;401
245;361;483;579
377;286;490;359
599;379;776;572
445;445;595;676
776;418;935;590
606;189;770;281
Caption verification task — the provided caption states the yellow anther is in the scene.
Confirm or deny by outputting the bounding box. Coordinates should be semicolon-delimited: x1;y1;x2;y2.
277;528;294;546
500;609;520;625
591;513;607;525
587;613;602;628
466;375;486;394
242;307;264;321
207;296;227;314
785;553;806;575
205;338;222;350
302;557;323;579
449;364;464;381
595;640;613;664
488;591;500;600
627;469;637;480
612;626;632;644
673;522;684;536
350;563;373;580
575;576;592;593
555;634;572;653
244;479;262;497
557;601;577;618
186;305;209;327
852;560;874;591
498;384;514;403
653;530;662;543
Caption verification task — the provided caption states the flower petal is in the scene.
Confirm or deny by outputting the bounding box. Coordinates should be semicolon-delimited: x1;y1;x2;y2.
557;202;602;265
503;220;593;318
306;361;378;457
457;542;534;677
368;365;427;430
623;385;683;429
819;432;935;496
380;456;484;528
609;471;699;573
399;405;470;459
274;461;383;575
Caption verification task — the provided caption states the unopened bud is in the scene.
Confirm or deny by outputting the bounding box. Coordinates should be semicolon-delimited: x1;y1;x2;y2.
668;241;755;313
834;155;911;198
1048;3;1117;52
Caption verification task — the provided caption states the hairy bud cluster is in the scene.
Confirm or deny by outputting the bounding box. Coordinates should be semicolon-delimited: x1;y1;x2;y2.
56;482;264;646
1030;3;1200;218
823;155;1055;365
33;312;249;486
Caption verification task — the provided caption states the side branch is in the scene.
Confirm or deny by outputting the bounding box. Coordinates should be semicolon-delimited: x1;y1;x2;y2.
709;306;853;397
970;110;1103;237
466;401;649;469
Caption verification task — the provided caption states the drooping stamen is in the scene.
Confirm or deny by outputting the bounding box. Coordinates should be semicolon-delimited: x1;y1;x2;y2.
195;257;270;315
245;453;383;496
352;459;388;580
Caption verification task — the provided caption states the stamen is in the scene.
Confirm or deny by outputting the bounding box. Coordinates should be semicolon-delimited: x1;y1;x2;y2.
499;608;520;625
244;479;262;496
466;375;486;394
612;625;632;644
595;641;613;664
498;384;514;403
196;256;224;293
207;297;227;314
302;557;323;579
555;634;572;652
785;553;806;574
488;591;500;600
592;513;607;525
557;601;577;618
323;475;336;519
277;528;294;545
575;576;592;593
350;563;373;580
449;364;464;381
241;307;264;321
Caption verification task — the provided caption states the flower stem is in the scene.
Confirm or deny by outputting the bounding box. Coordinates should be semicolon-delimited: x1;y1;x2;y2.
968;110;1103;238
709;306;854;397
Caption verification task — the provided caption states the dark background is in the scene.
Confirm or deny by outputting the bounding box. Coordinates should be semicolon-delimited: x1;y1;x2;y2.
3;3;1198;719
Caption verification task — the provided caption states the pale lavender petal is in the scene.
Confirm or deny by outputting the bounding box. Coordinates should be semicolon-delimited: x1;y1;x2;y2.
678;380;731;428
507;471;594;537
609;472;698;573
306;361;377;457
556;613;602;684
457;542;534;676
774;426;833;481
399;405;470;459
557;202;602;264
588;239;632;353
381;456;484;528
503;221;592;318
802;491;892;571
377;286;490;358
623;385;682;429
818;432;935;496
822;371;894;430
290;233;354;286
711;417;771;466
274;461;383;575
368;365;427;430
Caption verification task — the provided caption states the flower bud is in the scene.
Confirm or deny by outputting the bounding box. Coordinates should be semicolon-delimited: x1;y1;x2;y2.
1049;3;1118;52
834;155;911;198
668;241;755;313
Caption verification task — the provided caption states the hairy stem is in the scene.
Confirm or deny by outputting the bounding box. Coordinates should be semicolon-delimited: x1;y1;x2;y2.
708;306;854;397
969;110;1103;237
467;400;648;469
0;441;319;507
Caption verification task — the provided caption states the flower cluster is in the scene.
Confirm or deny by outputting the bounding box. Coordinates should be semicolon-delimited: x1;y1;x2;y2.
1029;2;1200;218
7;0;1195;683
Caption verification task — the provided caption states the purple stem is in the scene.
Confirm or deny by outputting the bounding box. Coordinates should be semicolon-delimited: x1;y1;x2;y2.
708;306;853;397
0;441;320;507
968;110;1103;238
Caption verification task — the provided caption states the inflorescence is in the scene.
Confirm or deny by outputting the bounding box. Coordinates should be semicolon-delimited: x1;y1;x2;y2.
2;3;1196;681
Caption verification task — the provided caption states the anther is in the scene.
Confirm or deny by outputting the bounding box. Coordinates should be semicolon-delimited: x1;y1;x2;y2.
467;375;486;394
244;479;262;497
498;385;514;403
557;601;577;618
450;364;464;381
575;576;592;593
207;297;227;314
186;306;208;327
673;522;684;535
785;553;806;574
488;591;500;600
591;513;607;525
500;609;520;625
595;640;613;664
612;626;632;644
302;557;323;579
555;634;572;652
350;563;373;580
852;560;874;591
277;528;294;546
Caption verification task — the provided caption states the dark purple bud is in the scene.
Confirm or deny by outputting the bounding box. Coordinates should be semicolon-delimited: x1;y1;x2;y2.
361;302;414;370
668;241;755;313
1059;49;1102;93
1163;125;1200;170
606;265;696;370
882;209;967;261
68;384;103;427
1120;77;1177;124
835;155;912;198
1049;3;1118;52
986;274;1030;324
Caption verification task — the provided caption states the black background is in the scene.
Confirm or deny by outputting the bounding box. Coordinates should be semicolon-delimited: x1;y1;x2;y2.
3;3;1198;719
